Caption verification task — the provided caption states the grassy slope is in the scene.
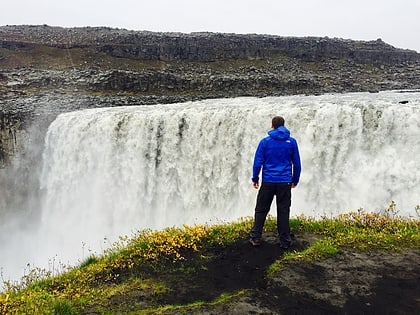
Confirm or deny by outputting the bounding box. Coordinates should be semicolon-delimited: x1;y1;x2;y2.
1;207;419;314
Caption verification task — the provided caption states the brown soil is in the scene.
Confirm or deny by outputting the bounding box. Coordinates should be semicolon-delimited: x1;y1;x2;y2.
92;232;420;314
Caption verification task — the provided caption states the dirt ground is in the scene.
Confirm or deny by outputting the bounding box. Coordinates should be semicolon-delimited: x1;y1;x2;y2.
154;231;420;315
100;231;419;314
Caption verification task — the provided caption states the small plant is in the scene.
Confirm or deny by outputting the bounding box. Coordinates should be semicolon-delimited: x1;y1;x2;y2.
382;200;399;217
79;255;98;268
51;299;78;315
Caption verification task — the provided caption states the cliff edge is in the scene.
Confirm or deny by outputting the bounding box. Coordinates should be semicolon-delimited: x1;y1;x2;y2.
1;24;420;105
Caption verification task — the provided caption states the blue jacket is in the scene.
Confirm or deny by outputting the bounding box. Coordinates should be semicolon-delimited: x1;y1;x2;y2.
252;126;301;185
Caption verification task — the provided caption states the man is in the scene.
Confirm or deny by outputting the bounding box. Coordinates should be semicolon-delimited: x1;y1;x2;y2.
249;116;301;249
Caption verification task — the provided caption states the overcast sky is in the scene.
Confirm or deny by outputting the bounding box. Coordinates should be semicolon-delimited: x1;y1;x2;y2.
1;0;419;52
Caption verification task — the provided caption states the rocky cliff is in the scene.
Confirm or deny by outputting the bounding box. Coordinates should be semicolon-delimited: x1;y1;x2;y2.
1;25;420;166
2;25;420;101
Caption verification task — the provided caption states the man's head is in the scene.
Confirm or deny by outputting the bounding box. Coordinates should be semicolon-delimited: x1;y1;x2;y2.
272;116;285;129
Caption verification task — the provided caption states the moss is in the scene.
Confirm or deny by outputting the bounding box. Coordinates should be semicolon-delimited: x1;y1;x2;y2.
1;209;419;314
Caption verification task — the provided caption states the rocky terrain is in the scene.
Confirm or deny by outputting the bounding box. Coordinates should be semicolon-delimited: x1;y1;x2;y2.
1;25;420;110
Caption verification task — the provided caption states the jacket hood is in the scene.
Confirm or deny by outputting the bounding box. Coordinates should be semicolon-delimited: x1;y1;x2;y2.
268;126;290;140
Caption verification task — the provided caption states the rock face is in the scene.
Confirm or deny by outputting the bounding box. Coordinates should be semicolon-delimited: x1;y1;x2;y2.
1;25;420;166
0;113;19;167
1;25;420;98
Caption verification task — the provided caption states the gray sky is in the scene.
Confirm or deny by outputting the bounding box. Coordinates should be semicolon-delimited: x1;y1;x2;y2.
1;0;419;52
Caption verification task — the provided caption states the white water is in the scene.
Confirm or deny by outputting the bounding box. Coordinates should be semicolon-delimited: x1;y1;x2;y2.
1;91;420;283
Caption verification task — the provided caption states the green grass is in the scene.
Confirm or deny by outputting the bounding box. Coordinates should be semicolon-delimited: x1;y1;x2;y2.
1;206;419;314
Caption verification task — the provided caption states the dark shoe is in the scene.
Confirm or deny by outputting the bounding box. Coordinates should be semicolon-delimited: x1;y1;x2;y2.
249;238;261;247
280;234;295;249
280;240;293;250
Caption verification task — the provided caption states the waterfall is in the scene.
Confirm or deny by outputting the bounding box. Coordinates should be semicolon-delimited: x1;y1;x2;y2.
1;90;419;282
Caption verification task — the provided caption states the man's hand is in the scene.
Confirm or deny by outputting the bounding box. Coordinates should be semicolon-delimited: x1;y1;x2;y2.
291;183;297;188
253;182;259;189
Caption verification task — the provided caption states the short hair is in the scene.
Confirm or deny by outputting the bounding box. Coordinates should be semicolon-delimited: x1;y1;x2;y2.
272;116;285;129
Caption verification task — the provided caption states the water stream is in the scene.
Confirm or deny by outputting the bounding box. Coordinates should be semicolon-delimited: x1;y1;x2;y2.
1;91;419;282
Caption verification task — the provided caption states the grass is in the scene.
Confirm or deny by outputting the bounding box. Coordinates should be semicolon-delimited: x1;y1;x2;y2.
1;204;419;314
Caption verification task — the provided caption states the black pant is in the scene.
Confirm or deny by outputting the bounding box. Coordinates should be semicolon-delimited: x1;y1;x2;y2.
250;182;292;245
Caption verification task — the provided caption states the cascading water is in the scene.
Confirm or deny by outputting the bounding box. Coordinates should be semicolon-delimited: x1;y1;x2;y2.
1;90;419;283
